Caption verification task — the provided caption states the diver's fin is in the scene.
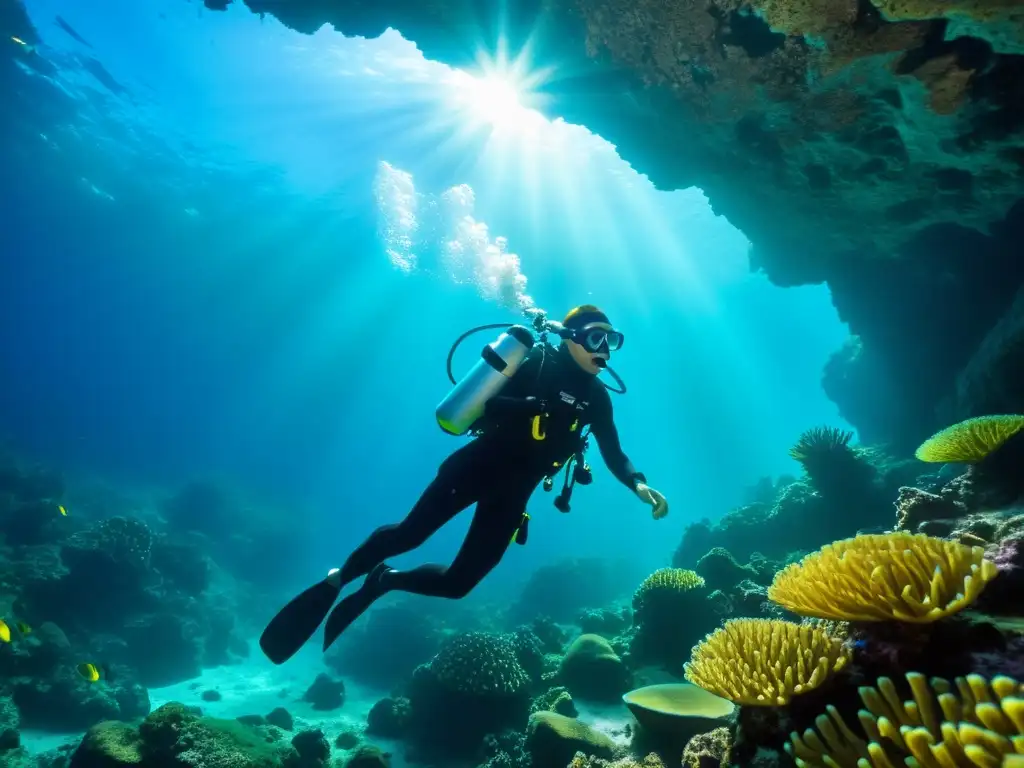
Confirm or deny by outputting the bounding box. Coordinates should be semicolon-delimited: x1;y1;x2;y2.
322;564;392;652
259;576;342;665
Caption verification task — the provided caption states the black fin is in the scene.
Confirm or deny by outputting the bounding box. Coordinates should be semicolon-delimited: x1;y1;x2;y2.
322;566;389;652
259;578;341;665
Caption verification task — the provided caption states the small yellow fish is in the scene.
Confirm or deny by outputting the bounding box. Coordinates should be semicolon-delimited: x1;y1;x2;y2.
0;620;10;643
58;505;67;516
77;663;101;683
15;622;30;635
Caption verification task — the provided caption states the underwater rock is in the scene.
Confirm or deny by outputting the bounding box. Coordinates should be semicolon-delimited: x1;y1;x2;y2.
893;486;967;531
290;729;330;767
558;634;631;701
344;744;391;768
115;612;203;687
528;616;570;654
530;686;578;717
71;701;304;768
335;730;361;749
681;727;732;768
0;696;21;751
365;696;410;738
577;606;631;638
946;283;1024;422
301;673;345;711
695;547;758;592
149;535;211;597
12;663;150;731
975;534;1024;615
199;0;1024;456
265;707;294;731
526;712;616;768
70;721;142;767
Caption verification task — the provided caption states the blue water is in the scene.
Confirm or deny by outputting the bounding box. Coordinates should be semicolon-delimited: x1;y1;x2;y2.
2;0;848;599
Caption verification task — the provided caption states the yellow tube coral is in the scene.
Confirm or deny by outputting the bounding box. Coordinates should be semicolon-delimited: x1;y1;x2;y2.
767;532;999;622
683;619;850;706
788;673;1023;768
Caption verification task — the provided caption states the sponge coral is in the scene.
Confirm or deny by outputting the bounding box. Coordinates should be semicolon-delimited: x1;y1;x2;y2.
915;415;1024;464
683;619;851;706
428;632;530;697
767;532;999;622
787;672;1023;768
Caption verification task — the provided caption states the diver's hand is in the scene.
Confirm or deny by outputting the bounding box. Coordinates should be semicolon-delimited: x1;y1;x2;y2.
635;483;668;520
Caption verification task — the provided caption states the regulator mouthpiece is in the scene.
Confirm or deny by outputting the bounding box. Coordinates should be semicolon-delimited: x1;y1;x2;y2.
593;358;608;369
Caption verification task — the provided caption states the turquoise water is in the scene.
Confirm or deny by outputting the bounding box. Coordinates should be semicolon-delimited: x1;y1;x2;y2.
3;0;847;612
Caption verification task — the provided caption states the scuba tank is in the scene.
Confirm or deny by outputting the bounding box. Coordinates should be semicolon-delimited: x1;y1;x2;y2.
435;324;536;435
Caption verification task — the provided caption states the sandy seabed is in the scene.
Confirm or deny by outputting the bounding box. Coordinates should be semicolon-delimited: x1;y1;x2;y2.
19;639;632;762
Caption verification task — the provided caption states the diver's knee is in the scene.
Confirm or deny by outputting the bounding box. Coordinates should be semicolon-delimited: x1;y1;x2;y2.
439;572;477;599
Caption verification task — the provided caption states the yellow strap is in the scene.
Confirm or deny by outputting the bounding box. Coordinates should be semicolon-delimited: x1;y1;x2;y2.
531;414;547;441
510;514;531;545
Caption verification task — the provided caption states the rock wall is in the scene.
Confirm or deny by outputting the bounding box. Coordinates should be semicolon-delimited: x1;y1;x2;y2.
201;0;1024;450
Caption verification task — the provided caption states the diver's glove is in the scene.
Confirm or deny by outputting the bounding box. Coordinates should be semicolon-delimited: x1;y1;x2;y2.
484;395;547;419
635;482;669;520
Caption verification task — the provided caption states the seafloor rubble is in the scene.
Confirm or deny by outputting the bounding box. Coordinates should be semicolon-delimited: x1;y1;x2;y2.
198;0;1024;454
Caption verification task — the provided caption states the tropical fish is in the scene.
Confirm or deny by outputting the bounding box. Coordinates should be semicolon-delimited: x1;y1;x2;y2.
57;504;68;516
77;663;102;682
14;621;30;635
0;620;10;643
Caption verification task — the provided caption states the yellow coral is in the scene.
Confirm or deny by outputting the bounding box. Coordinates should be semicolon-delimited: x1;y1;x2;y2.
788;672;1024;768
767;532;998;623
915;415;1024;464
683;619;850;707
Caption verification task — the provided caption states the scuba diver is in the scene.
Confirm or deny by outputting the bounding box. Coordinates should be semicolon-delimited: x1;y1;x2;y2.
259;305;669;664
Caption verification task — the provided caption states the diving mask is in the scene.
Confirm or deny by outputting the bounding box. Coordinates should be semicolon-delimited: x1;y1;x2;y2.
573;327;624;353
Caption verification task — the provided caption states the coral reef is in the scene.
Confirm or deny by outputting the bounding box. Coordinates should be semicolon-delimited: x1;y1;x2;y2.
558;634;631;701
68;702;331;768
525;711;616;768
789;672;1023;767
674;450;917;570
507;557;637;626
629;568;716;672
767;532;998;622
917;415;1024;506
681;727;732;768
684;619;851;705
404;631;534;757
366;697;411;738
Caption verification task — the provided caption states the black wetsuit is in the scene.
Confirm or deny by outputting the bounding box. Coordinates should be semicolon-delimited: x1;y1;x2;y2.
336;343;644;599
